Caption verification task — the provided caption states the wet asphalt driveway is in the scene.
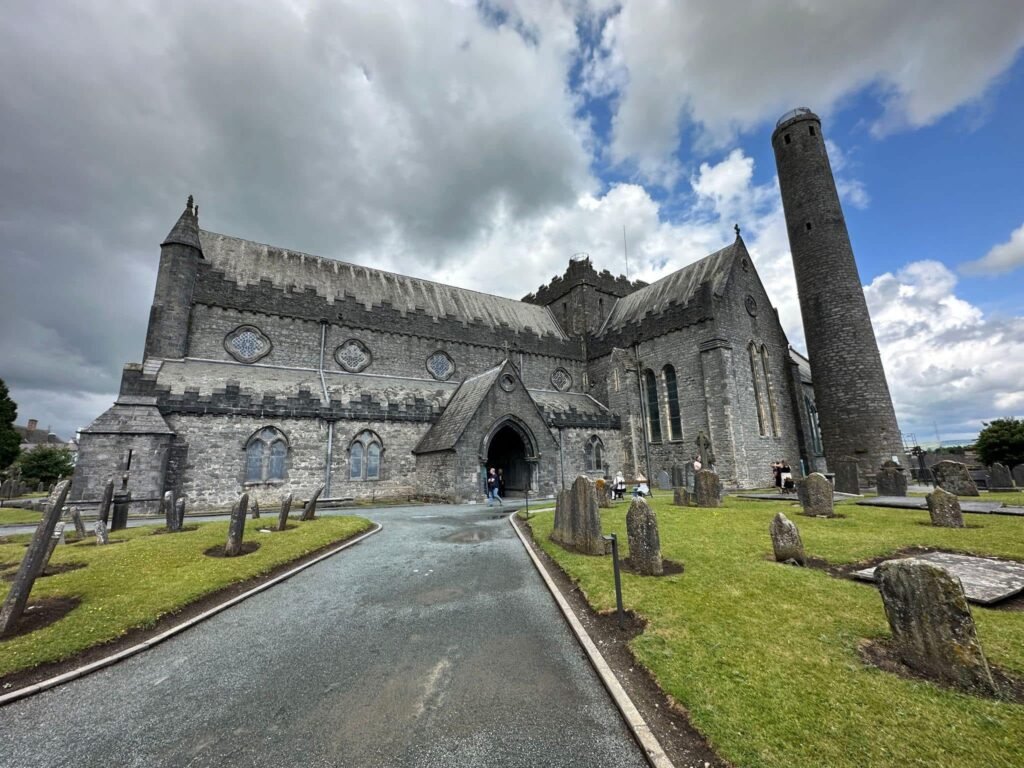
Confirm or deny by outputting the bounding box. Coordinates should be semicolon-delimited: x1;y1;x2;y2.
0;505;648;767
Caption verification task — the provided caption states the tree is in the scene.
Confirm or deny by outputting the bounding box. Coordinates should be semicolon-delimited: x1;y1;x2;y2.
16;446;74;486
974;417;1024;470
0;379;20;470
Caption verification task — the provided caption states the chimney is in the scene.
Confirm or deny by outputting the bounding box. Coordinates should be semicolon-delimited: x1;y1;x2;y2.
27;419;38;432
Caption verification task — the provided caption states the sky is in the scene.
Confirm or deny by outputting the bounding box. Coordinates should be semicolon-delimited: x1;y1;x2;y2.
1;0;1023;448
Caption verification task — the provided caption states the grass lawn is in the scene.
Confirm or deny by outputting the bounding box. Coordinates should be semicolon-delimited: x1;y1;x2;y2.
0;507;43;526
0;515;372;678
529;494;1024;768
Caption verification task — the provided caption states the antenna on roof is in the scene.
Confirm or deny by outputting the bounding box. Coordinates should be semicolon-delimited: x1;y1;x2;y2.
622;225;630;280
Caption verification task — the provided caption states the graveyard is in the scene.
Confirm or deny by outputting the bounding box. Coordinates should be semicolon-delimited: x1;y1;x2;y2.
525;490;1024;768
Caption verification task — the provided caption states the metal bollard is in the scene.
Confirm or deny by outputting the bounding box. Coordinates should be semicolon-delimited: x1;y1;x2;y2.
604;533;625;630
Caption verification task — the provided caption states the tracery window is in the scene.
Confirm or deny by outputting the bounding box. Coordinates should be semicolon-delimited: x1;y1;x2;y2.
245;427;288;483
749;343;769;436
584;435;604;472
349;430;383;481
643;369;662;443
663;364;682;440
760;345;780;436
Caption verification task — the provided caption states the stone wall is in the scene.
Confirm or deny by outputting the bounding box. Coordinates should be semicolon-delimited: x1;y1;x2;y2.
71;432;172;513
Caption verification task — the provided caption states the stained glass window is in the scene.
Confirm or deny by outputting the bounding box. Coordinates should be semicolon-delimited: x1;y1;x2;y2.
644;369;662;443
350;442;364;480
664;365;682;440
244;427;288;482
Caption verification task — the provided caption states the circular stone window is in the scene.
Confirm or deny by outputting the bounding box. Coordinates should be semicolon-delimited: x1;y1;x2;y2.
335;339;372;373
499;373;517;392
426;351;456;381
745;295;758;317
225;325;271;363
550;367;572;392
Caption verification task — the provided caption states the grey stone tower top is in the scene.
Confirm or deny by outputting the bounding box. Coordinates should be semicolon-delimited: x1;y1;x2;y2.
771;110;904;476
144;196;204;360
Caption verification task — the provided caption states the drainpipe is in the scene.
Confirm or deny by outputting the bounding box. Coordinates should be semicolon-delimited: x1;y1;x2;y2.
633;342;653;483
558;427;565;490
319;321;333;495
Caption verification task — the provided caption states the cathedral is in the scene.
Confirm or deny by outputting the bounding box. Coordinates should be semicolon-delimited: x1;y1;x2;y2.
70;109;902;511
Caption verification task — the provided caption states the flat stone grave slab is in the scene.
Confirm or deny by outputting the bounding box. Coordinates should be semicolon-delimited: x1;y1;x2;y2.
858;496;1024;516
736;492;860;501
854;552;1024;605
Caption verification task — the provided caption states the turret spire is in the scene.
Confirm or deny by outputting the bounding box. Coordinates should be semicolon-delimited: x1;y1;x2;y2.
161;195;203;254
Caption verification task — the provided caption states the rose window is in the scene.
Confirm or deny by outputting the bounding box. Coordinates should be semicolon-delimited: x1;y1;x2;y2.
426;351;455;381
550;368;572;392
335;339;372;373
224;326;271;363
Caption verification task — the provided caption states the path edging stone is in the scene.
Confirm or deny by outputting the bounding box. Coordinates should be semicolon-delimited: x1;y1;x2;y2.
0;523;383;707
508;512;675;768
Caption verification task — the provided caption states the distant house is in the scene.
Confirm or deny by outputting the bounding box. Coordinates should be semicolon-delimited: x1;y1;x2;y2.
14;418;77;461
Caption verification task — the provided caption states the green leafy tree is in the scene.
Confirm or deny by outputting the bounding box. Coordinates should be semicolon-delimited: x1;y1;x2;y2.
974;417;1024;470
0;379;20;470
16;446;74;486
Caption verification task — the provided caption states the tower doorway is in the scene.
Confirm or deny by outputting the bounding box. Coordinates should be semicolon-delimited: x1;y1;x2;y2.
485;423;532;497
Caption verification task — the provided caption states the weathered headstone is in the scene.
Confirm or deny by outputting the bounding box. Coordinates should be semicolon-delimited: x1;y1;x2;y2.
224;493;249;556
656;469;672;490
876;558;995;694
111;476;130;531
1012;464;1024;488
834;456;860;495
69;508;87;539
596;481;611;509
300;485;325;522
931;460;979;496
161;490;178;532
798;472;834;517
626;496;663;575
175;497;186;529
769;512;805;565
94;519;109;545
672;487;690;507
0;479;72;637
550;475;605;555
97;480;114;526
251;496;261;519
277;493;293;532
926;487;964;528
43;522;66;569
670;464;687;488
989;463;1014;490
693;469;721;508
876;463;908;497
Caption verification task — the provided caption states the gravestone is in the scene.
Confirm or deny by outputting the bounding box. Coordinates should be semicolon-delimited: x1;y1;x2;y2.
1013;464;1024;488
43;523;66;569
277;493;293;532
834;457;859;495
876;462;907;497
876;558;995;694
693;469;721;508
672;487;690;507
989;463;1014;490
596;482;610;509
626;496;663;575
670;464;686;488
798;473;834;517
97;480;114;526
931;460;979;496
161;490;178;532
926;488;964;528
769;512;805;566
550;475;605;555
111;475;130;531
70;508;87;538
224;493;249;557
94;520;109;545
301;485;324;522
0;479;72;636
251;497;261;519
656;470;672;490
175;497;186;529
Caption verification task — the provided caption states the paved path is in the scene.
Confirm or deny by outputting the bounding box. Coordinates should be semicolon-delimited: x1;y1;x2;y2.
0;505;648;768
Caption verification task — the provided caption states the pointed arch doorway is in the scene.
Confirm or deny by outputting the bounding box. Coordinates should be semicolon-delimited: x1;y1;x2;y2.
482;418;537;497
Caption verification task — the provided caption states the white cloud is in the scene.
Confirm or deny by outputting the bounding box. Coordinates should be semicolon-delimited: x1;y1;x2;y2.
865;261;1024;442
960;222;1024;276
590;1;1024;174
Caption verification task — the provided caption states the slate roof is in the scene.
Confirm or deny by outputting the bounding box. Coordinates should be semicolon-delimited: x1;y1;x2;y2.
530;390;611;420
789;346;813;384
14;425;66;445
197;230;566;338
82;397;175;435
599;239;742;334
413;365;504;453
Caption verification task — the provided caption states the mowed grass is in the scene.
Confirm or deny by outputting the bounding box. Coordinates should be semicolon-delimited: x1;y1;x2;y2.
529;494;1024;768
0;507;43;526
0;515;372;678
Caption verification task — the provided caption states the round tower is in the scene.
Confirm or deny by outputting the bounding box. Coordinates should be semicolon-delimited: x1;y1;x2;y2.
144;196;204;360
771;109;904;476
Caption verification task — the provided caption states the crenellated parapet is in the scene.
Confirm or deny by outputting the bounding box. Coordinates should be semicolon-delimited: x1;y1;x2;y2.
522;256;646;306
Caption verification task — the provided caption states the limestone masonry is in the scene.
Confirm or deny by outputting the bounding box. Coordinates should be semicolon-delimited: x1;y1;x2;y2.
71;111;903;510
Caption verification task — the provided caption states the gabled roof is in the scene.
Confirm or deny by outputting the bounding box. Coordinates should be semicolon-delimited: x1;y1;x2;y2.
197;230;566;339
413;364;505;453
81;396;175;435
599;238;743;335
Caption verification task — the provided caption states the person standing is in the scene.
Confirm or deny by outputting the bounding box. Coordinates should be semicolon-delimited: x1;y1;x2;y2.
487;467;502;506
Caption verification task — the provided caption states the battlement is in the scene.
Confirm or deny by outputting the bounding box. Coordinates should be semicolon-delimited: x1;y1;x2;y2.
522;256;646;306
